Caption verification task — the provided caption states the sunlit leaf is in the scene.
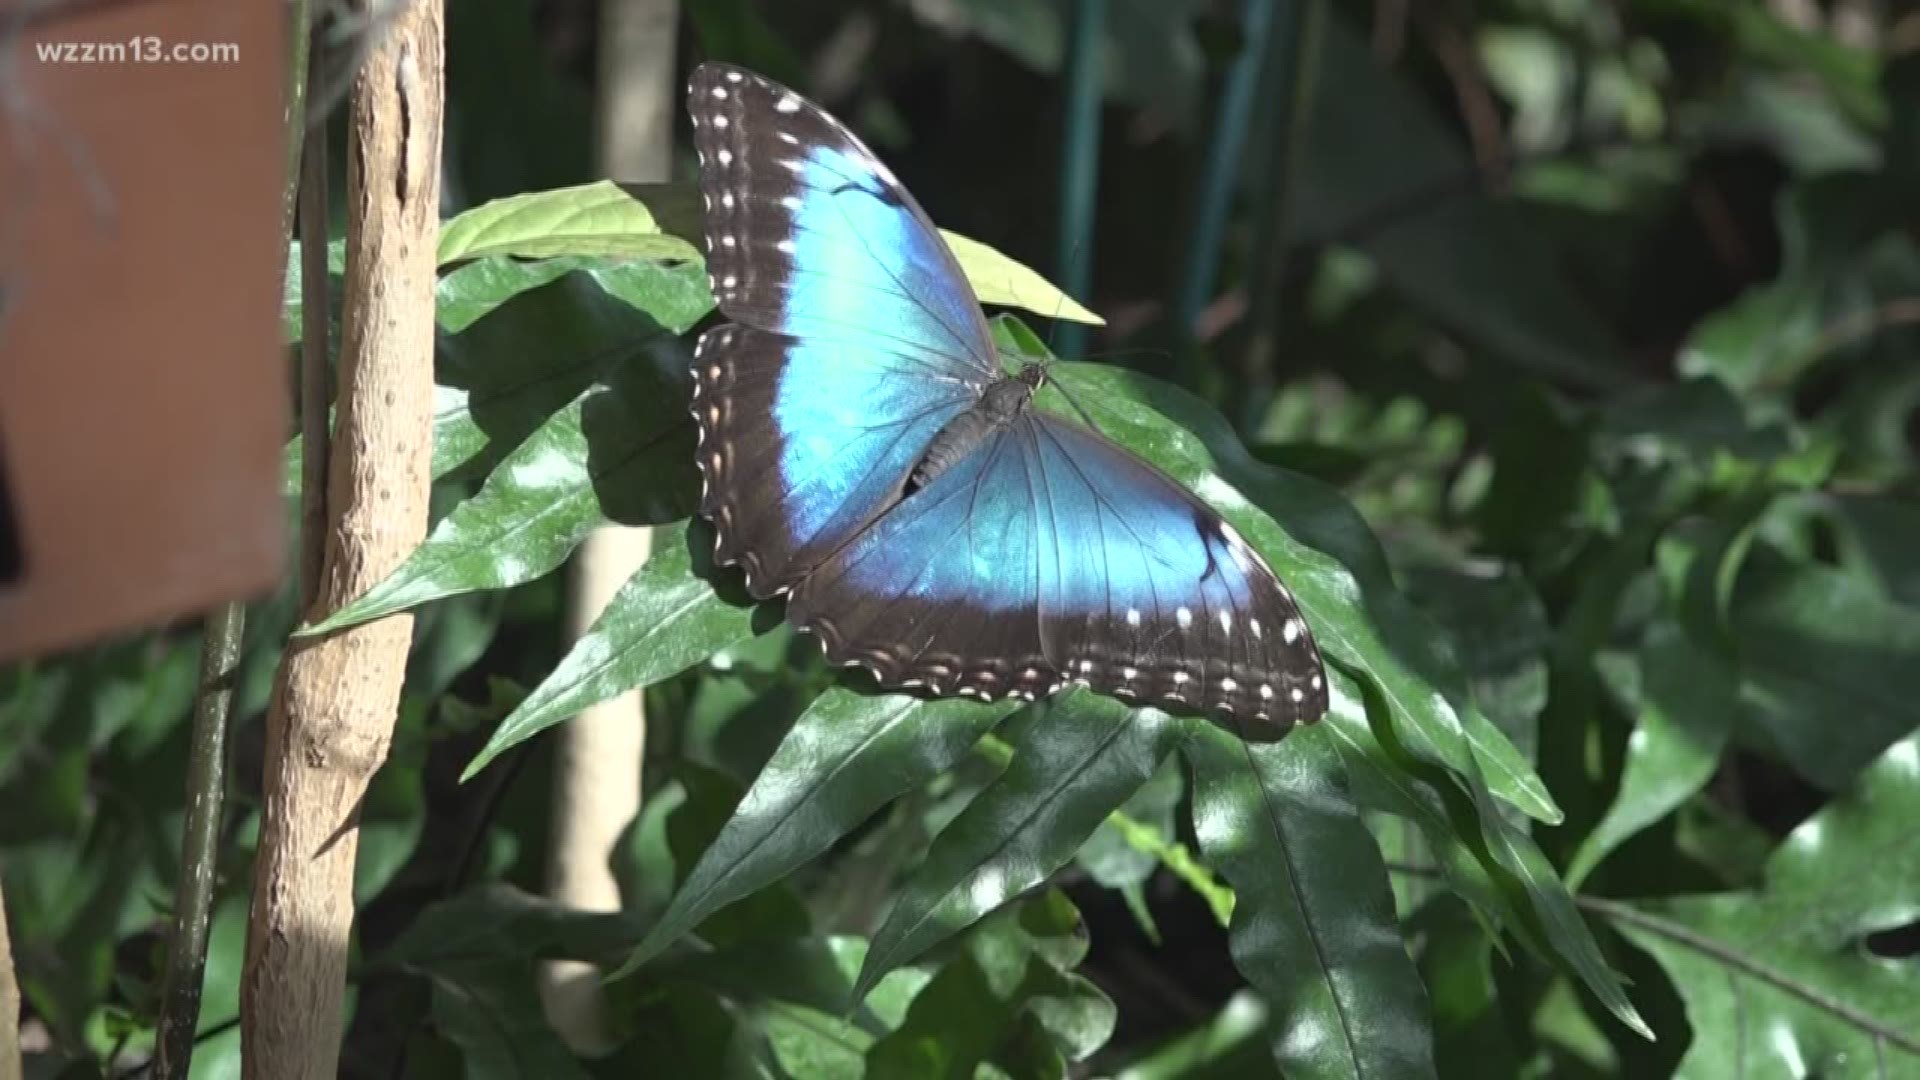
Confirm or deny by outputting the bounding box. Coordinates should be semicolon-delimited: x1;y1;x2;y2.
620;690;1019;975
1613;733;1920;1076
940;230;1103;326
855;694;1182;999
1187;722;1438;1079
438;180;703;266
464;524;763;778
1569;625;1738;886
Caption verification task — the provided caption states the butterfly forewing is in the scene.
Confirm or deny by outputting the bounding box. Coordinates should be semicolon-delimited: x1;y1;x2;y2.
688;63;997;375
688;63;992;594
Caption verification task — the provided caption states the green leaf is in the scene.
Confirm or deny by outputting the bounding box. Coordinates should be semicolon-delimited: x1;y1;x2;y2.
1402;564;1551;764
286;258;705;499
619;690;1019;975
303;389;695;634
938;230;1102;326
1074;756;1181;886
438;180;702;266
1325;668;1649;1038
866;897;1116;1079
854;693;1182;999
433;265;703;478
437;255;713;335
1186;722;1438;1080
865;948;1026;1080
1734;563;1920;790
1568;625;1738;886
464;524;762;778
1609;732;1920;1076
1320;681;1518;939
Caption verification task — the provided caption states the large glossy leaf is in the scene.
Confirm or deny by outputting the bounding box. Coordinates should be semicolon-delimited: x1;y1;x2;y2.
1568;625;1738;886
1402;564;1551;764
1323;668;1648;1037
463;523;763;778
291;262;708;499
620;690;1021;975
438;180;702;266
1187;721;1438;1079
1613;732;1920;1076
437;255;713;335
854;693;1183;999
304;387;695;635
939;230;1103;326
1733;563;1920;789
434;265;703;473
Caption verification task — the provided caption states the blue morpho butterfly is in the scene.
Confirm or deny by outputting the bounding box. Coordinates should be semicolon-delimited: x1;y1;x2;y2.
686;62;1329;738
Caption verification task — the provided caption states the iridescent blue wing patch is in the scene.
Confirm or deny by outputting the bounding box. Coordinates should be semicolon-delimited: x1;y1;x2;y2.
688;63;995;595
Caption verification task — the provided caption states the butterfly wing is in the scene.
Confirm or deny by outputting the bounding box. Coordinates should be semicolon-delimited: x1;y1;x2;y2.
786;423;1054;701
688;63;998;596
787;411;1329;736
1025;414;1327;733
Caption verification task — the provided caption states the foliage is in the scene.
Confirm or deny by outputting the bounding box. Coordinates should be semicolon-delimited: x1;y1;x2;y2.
3;1;1917;1077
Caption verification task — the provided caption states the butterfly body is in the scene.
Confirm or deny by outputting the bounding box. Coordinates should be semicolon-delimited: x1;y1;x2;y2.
687;62;1329;737
910;365;1044;492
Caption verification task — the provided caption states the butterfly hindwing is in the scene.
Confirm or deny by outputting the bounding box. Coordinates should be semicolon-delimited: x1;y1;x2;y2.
1025;415;1326;734
785;410;1328;736
786;424;1054;702
688;63;998;594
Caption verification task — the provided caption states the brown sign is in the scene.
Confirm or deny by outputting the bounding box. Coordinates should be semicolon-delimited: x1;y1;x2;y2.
0;0;288;660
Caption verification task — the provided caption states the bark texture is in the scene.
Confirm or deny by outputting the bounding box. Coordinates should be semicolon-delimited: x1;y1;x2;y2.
1;880;19;1080
240;1;443;1075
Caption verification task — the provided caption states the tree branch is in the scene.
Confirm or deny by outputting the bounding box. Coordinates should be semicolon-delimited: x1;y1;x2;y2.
240;0;443;1074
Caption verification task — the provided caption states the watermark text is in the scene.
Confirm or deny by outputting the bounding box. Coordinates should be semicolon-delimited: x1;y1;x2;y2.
34;37;239;64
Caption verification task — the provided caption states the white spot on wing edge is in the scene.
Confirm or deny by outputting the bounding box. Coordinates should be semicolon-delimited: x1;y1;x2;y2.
1282;618;1301;644
776;93;802;113
725;70;744;84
